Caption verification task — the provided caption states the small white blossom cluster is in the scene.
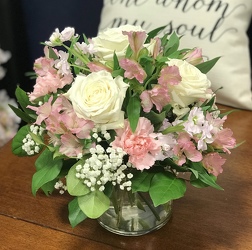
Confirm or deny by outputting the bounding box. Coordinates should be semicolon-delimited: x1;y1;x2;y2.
91;127;111;142
22;125;44;155
54;180;67;194
45;27;76;46
75;144;133;192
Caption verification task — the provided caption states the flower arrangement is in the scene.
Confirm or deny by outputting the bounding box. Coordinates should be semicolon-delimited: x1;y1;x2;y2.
0;48;20;147
11;25;237;229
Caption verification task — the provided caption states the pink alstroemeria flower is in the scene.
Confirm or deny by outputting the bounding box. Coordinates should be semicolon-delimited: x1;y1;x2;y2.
173;132;202;165
119;58;147;83
122;30;147;57
158;65;181;86
87;62;112;73
59;133;83;158
182;48;204;66
202;152;226;176
61;111;94;139
212;128;236;154
140;85;170;113
33;57;55;76
27;96;53;125
29;71;72;101
111;117;162;170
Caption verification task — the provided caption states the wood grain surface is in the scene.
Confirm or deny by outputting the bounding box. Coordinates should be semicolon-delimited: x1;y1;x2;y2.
1;105;252;250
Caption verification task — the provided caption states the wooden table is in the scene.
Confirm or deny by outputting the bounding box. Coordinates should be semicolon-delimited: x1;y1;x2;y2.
1;105;252;250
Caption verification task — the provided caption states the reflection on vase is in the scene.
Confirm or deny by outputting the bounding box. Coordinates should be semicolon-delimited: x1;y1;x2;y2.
98;187;172;236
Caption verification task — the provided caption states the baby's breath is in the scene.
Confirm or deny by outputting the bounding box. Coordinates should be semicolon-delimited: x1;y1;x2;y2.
75;144;133;192
22;125;44;155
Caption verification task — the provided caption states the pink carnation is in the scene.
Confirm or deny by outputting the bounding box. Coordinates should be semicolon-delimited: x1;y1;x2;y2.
202;152;226;176
111;117;161;170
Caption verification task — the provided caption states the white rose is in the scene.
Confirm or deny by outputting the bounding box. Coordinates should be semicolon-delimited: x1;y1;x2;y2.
65;70;129;130
167;59;212;110
92;25;144;61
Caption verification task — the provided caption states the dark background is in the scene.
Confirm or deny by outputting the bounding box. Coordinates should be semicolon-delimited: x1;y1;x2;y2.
0;0;251;99
0;0;103;98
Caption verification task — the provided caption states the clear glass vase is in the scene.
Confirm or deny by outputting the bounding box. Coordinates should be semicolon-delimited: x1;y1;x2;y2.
97;187;172;236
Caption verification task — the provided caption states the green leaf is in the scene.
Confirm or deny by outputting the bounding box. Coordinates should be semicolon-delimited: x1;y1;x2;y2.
78;190;110;219
139;56;155;77
198;172;223;190
15;86;33;114
196;57;220;74
144;110;166;126
125;44;133;58
218;109;239;118
189;167;199;179
162;123;184;134
66;160;91;196
161;158;188;172
32;149;62;195
131;171;154;193
146;25;166;43
68;197;87;227
200;96;216;111
111;68;124;78
149;172;186;206
190;175;209;188
41;180;57;196
127;95;141;132
189;162;223;190
48;47;58;60
113;52;120;70
8;104;35;123
163;32;180;56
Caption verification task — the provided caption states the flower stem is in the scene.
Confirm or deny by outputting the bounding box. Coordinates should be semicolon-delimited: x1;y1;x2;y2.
138;192;161;221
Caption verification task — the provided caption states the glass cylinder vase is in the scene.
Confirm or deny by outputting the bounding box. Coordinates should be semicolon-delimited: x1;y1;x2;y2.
97;187;172;236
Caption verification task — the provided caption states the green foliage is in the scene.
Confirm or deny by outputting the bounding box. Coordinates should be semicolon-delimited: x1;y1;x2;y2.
189;162;223;190
163;32;180;57
146;26;166;43
127;95;141;132
12;125;30;156
9;104;34;124
48;47;58;60
78;190;110;219
9;86;36;123
196;57;220;74
149;172;186;206
32;149;63;196
15;86;33;114
66;161;90;196
131;171;154;193
68;197;87;227
40;180;58;196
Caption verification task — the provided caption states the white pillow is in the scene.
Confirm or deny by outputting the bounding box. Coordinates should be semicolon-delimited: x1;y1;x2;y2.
99;0;252;110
